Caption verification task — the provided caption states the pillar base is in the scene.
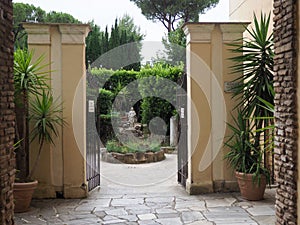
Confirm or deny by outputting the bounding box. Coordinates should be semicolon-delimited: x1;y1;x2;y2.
186;180;239;195
213;180;239;192
63;184;88;199
186;180;214;195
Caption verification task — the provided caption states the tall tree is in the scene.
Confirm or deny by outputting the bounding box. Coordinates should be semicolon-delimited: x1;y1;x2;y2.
44;11;81;23
13;3;81;48
130;0;219;33
161;20;186;64
86;21;102;64
93;16;144;70
13;3;46;48
119;14;144;41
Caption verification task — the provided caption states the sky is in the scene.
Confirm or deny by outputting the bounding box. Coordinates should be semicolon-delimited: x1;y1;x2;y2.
13;0;229;41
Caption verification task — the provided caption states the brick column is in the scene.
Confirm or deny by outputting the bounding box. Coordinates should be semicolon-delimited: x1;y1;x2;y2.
273;0;298;224
0;0;16;224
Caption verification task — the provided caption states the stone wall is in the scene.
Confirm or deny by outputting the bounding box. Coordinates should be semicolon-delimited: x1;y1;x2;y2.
0;0;15;224
273;0;297;224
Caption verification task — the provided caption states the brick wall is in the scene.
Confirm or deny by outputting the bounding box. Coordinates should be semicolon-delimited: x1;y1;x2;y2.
0;0;15;224
273;0;297;224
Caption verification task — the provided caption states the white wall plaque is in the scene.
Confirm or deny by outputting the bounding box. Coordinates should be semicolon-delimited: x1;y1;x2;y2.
224;81;239;93
181;107;185;119
88;100;95;113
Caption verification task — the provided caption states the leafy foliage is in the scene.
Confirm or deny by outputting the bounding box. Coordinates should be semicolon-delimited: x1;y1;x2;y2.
229;13;274;120
160;20;186;64
14;49;49;97
137;63;183;133
14;49;65;181
130;0;219;32
13;3;144;70
13;3;81;49
97;89;114;115
229;13;274;152
44;11;81;23
86;16;144;70
91;63;183;142
28;90;65;179
92;69;140;145
225;13;274;184
224;111;269;183
106;139;161;154
14;48;50;180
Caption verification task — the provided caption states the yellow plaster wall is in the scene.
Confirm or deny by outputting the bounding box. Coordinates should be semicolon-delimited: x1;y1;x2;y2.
230;0;273;21
229;0;273;36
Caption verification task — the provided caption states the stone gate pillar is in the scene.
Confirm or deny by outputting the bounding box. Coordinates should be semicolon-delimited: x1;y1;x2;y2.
23;23;90;198
183;22;249;194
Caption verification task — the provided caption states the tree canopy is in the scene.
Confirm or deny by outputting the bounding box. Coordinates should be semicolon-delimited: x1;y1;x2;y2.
130;0;219;33
13;3;144;70
13;3;81;48
86;15;144;70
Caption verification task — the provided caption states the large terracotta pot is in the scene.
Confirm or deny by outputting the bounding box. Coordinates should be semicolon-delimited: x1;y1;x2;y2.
13;180;38;212
235;171;266;201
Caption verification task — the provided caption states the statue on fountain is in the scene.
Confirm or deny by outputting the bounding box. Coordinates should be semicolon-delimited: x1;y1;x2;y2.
128;107;136;127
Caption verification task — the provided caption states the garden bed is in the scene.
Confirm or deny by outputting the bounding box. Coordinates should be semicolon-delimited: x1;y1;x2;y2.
101;149;165;164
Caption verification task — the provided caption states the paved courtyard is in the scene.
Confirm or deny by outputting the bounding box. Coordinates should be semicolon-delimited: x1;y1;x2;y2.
15;154;276;225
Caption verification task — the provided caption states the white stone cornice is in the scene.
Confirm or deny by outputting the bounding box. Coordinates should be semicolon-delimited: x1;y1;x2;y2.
22;23;51;44
183;23;215;44
58;24;90;44
219;22;250;43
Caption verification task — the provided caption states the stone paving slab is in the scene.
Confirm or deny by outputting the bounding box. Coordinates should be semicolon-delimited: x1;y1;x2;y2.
14;154;276;225
14;190;275;225
246;205;275;216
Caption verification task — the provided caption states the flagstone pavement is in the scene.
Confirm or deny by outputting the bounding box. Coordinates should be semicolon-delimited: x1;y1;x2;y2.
14;154;276;225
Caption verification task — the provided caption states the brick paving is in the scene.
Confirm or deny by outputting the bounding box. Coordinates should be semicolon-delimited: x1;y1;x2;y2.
14;154;275;224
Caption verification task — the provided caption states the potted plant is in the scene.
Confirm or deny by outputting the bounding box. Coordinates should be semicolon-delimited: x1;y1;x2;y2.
224;111;270;200
13;49;65;212
224;13;274;200
228;13;274;148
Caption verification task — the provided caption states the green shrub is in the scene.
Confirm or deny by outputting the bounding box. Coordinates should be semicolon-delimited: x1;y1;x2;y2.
97;89;114;115
91;64;183;141
103;69;139;93
106;139;161;154
90;67;114;88
137;63;183;134
97;114;118;146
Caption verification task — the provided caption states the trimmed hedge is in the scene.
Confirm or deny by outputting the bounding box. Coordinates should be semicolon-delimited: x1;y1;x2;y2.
137;63;183;134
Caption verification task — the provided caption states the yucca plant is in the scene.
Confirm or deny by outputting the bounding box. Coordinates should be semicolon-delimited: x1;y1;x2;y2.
228;13;274;149
28;90;65;179
224;110;270;184
224;13;274;189
14;48;50;180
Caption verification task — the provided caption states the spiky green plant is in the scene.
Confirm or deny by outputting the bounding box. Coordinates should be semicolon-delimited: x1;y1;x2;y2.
228;13;274;149
14;48;50;180
224;111;270;184
28;90;65;179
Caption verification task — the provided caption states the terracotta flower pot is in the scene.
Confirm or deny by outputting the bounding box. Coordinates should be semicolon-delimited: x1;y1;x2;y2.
13;180;38;212
235;171;266;201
